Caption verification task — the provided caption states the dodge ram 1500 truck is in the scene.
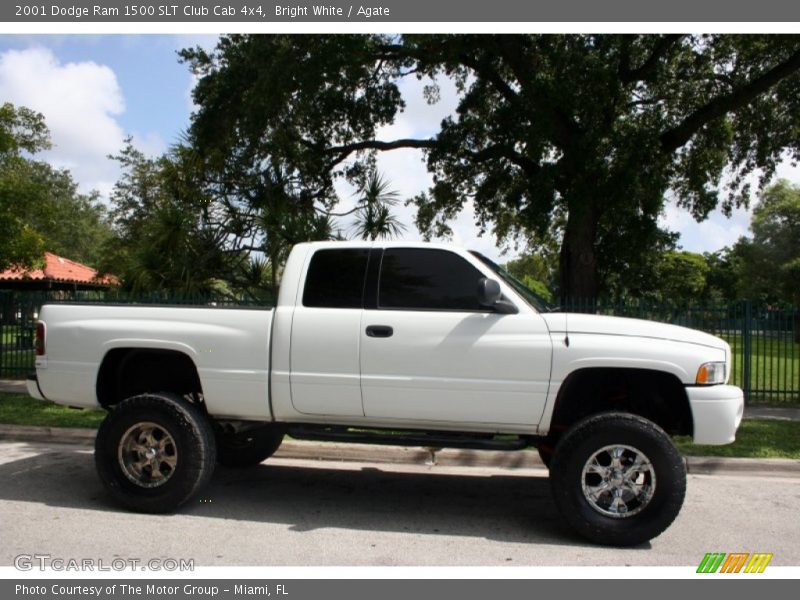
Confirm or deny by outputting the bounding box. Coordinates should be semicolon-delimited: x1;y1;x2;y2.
27;241;744;546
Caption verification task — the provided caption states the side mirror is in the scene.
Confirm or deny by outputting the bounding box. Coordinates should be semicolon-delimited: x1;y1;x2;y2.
477;277;502;306
477;278;518;314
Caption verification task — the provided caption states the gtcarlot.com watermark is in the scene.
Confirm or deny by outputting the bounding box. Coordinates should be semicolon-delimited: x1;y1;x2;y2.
14;554;194;572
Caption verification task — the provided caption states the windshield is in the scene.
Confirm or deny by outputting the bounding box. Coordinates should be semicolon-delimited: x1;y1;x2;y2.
469;251;555;313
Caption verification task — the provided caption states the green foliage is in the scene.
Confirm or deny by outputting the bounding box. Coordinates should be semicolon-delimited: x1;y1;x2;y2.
251;162;338;297
100;138;335;300
352;171;406;241
181;35;405;208
101;140;240;296
181;35;800;301
0;103;50;271
735;180;800;304
701;248;744;303
651;251;710;304
675;420;800;459
0;102;50;156
0;103;110;273
0;393;105;429
18;161;112;267
502;253;557;303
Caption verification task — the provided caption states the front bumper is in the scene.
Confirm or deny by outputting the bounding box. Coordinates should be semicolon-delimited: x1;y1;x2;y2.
686;384;744;445
26;373;46;401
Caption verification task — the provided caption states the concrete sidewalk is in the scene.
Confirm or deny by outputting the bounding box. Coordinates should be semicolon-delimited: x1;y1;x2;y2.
746;405;800;420
4;378;798;419
0;380;26;394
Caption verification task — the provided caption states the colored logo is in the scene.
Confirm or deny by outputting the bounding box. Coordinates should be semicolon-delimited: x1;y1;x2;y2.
697;552;773;573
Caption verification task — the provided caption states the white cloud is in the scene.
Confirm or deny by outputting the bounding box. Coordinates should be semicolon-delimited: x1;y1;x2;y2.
660;154;800;254
0;46;126;197
661;202;751;253
130;130;167;158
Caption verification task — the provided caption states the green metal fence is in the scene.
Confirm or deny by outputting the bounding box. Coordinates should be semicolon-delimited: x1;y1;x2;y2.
565;299;799;404
1;291;797;403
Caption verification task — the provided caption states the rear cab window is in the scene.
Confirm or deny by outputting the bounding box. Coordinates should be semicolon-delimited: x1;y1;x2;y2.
303;249;369;308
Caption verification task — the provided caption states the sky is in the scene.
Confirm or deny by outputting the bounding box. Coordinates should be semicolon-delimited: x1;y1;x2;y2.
1;34;798;263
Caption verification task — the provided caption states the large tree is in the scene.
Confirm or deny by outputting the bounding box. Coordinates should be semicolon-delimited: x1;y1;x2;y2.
101;141;241;296
181;35;800;300
0;102;50;271
1;102;111;271
21;161;112;267
735;179;800;305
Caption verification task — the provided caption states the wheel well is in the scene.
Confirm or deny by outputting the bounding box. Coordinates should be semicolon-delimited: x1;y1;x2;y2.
548;368;693;440
96;348;204;410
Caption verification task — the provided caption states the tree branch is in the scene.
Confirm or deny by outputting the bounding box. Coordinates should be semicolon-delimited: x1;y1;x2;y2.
620;35;685;83
458;52;520;106
327;138;437;155
468;144;540;177
493;37;581;151
316;204;363;218
324;138;437;171
660;48;800;152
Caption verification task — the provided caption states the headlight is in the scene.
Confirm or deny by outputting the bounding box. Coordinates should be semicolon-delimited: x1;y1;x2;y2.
696;362;726;385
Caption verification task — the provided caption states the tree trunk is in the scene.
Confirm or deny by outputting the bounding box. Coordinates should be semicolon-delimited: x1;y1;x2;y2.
559;202;599;306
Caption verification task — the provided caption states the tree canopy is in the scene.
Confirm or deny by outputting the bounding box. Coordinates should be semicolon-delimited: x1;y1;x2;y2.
0;102;50;271
100;140;242;296
181;34;800;300
0;102;112;272
734;179;800;304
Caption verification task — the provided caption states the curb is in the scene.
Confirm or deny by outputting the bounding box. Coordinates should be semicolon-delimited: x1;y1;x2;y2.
683;456;800;476
0;423;798;477
0;381;27;394
0;424;95;443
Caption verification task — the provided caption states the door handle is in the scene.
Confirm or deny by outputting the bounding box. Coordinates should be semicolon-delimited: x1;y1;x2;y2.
365;325;393;338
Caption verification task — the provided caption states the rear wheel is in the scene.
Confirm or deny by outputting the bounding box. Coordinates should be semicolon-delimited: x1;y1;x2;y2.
95;392;216;513
216;425;285;468
537;439;556;469
549;412;686;546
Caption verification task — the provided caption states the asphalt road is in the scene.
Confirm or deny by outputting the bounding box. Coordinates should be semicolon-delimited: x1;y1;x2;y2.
1;440;799;567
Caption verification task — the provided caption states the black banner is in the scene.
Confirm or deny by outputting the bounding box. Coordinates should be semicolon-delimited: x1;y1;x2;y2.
4;0;800;22
3;580;797;600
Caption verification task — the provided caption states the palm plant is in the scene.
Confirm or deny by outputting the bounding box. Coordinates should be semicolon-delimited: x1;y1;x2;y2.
352;171;406;241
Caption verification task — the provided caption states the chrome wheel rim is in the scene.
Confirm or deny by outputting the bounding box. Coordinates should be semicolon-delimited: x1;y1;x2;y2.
117;422;178;488
581;444;656;518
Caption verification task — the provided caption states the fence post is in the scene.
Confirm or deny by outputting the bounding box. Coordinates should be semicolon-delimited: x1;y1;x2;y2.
742;300;752;405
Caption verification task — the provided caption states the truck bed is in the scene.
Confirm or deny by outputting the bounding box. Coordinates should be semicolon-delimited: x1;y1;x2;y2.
34;303;274;420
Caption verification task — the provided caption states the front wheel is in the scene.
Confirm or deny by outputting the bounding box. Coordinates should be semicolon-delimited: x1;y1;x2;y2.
94;392;216;513
549;412;686;546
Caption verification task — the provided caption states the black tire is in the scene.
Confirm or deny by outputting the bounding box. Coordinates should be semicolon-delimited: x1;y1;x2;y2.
216;425;284;468
537;440;556;469
549;412;686;546
94;392;216;513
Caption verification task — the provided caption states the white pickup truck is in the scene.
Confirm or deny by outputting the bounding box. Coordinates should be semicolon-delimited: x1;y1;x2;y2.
27;241;744;546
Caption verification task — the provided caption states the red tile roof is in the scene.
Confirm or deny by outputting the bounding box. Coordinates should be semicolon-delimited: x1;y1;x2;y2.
0;252;116;286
